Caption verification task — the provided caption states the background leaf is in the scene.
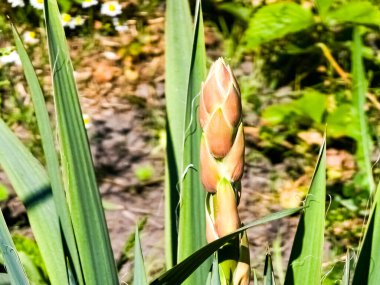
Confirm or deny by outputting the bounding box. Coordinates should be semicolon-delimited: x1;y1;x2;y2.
244;2;314;48
325;2;380;26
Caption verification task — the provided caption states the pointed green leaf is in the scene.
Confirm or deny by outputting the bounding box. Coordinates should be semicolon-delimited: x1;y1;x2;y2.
264;253;276;285
164;0;193;268
343;249;352;285
177;0;209;284
284;138;326;285
43;0;118;283
151;207;302;285
353;175;380;283
350;26;374;195
0;119;67;285
11;24;83;285
133;226;148;285
0;209;29;285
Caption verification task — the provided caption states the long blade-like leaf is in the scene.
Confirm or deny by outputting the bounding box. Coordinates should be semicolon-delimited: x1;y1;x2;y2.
351;26;374;195
133;226;148;285
177;0;208;284
151;207;302;285
352;173;380;282
43;0;118;283
11;24;83;285
343;249;352;285
0;209;29;285
164;0;192;267
264;253;276;285
0;119;67;285
284;138;326;285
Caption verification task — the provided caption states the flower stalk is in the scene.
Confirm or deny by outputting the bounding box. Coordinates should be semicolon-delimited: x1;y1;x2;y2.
200;58;250;285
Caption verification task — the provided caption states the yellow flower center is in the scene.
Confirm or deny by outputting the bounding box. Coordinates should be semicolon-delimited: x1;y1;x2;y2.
37;0;43;4
108;4;115;11
29;32;36;38
62;14;71;23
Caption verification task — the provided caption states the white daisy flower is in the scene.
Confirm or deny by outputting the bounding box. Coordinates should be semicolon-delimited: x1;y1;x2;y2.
61;13;74;28
82;0;98;8
30;0;43;10
7;0;25;8
0;51;21;66
82;114;91;129
100;1;122;17
73;16;85;27
23;31;39;45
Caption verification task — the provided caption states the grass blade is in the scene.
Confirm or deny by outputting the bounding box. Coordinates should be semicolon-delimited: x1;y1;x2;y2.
177;0;208;284
43;0;118;283
164;0;193;268
342;249;352;285
0;209;29;285
264;253;276;285
133;226;148;285
284;138;326;285
352;177;380;283
151;207;303;285
351;26;374;194
11;24;83;285
0;119;67;285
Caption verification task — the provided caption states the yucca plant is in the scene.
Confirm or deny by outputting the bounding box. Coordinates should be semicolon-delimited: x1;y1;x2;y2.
1;0;380;284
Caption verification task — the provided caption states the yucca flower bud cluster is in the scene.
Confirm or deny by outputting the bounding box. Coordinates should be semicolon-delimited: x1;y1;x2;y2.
199;58;250;285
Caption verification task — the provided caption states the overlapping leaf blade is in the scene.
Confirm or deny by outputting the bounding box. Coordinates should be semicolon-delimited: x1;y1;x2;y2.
0;209;29;285
164;0;192;268
350;26;375;195
151;207;302;285
133;226;148;285
11;24;83;285
0;120;67;285
177;0;208;284
43;0;118;283
284;138;326;285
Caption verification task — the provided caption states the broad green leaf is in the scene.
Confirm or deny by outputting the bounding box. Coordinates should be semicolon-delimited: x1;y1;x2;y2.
11;24;83;285
244;2;314;48
133;226;148;285
314;0;332;17
351;27;374;194
177;0;209;284
295;91;326;123
326;104;359;139
43;0;118;284
264;253;276;285
164;0;192;268
325;2;380;26
151;207;302;285
0;209;29;285
0;119;67;285
284;138;326;285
